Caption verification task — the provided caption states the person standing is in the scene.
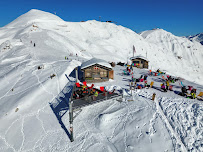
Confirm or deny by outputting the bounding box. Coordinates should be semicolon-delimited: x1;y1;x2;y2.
166;79;169;90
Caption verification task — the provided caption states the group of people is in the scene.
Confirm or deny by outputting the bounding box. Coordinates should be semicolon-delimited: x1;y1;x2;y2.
73;86;99;101
130;68;198;100
180;86;196;99
124;65;133;75
161;79;171;92
160;76;197;99
130;74;150;89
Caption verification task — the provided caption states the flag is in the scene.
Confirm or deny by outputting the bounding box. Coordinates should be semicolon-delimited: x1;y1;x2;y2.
133;45;136;53
133;45;136;57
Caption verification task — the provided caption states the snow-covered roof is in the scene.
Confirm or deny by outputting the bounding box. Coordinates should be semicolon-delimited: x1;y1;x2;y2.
130;55;149;62
81;58;112;70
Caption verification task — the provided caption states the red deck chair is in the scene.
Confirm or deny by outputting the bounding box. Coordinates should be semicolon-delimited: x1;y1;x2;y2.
83;81;87;86
76;82;81;87
88;84;94;89
100;86;105;92
100;86;107;96
109;89;115;94
169;85;173;91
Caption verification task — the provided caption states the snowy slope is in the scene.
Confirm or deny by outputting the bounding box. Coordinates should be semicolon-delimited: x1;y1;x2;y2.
0;9;203;152
1;9;203;84
140;29;203;85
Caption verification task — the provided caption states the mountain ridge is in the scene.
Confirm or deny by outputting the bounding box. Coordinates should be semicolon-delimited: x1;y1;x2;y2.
0;9;203;84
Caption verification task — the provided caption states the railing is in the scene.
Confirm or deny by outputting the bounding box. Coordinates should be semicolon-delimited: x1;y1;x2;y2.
72;92;121;110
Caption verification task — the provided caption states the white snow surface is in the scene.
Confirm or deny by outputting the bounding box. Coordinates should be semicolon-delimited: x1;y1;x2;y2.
0;9;203;152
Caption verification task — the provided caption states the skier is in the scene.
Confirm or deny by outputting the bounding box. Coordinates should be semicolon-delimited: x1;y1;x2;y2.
34;43;36;47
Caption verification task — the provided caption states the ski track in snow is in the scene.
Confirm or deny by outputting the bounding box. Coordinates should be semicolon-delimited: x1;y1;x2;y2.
155;97;187;152
0;61;70;151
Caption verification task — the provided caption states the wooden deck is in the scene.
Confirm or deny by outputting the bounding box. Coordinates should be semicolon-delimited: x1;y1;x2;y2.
72;92;121;110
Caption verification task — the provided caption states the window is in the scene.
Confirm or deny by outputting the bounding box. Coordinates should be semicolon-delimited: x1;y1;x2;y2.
100;71;107;77
133;61;139;64
85;72;91;77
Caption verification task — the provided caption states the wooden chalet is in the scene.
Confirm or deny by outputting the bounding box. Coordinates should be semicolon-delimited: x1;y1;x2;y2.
81;58;114;82
130;56;149;69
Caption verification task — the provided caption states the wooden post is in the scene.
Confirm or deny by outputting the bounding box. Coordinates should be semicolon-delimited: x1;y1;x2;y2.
69;99;74;142
152;93;156;101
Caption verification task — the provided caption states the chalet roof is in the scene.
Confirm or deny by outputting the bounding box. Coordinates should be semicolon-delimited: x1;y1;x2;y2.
81;58;112;70
130;55;149;62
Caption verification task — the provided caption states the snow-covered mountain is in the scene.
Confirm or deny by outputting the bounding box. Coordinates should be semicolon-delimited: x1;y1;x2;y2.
187;33;203;45
0;9;203;152
140;29;203;84
1;9;203;84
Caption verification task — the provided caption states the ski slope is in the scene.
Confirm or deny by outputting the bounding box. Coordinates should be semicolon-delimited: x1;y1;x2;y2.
0;9;203;152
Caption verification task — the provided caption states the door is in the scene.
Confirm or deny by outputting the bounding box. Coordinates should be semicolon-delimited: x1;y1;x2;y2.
109;70;114;79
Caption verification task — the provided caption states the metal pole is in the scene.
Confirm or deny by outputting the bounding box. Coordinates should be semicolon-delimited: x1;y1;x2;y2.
69;99;74;142
75;67;78;83
133;46;134;57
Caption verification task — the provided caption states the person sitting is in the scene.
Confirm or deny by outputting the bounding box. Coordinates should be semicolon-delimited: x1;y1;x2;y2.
149;70;152;76
190;88;196;99
89;89;95;96
144;81;150;88
137;85;142;89
82;87;89;96
144;75;148;81
180;86;187;96
73;91;79;99
161;83;167;92
188;86;193;91
76;89;83;98
169;85;173;91
168;76;172;82
166;79;170;90
92;89;99;100
82;85;87;90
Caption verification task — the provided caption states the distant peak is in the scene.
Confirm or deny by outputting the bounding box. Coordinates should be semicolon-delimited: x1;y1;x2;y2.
5;9;64;28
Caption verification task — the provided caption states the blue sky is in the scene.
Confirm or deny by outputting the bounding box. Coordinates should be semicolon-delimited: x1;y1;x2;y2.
0;0;202;36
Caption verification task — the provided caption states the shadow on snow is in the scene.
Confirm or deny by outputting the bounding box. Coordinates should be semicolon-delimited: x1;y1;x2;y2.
49;67;82;141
